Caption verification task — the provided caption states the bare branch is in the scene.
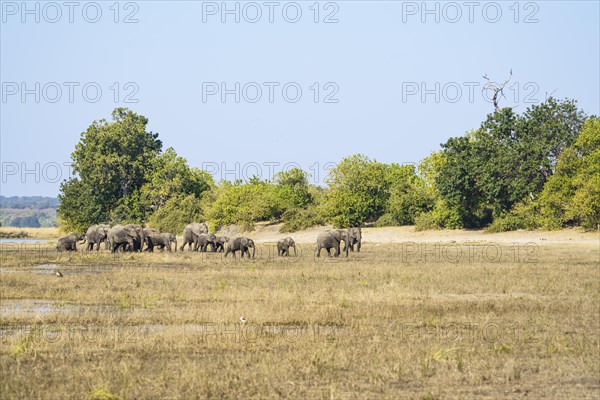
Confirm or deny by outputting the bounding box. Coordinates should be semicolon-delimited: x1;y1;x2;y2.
483;70;513;111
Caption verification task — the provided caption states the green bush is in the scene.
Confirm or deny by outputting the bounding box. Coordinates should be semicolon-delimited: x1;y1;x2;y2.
536;117;600;230
374;213;400;227
486;199;541;232
280;205;324;232
146;194;204;234
415;200;463;231
204;179;285;231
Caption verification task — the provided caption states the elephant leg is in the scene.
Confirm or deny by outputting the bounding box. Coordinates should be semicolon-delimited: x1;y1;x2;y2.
316;245;321;257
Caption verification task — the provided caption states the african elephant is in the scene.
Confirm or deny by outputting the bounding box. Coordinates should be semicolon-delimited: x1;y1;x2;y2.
145;231;177;252
277;237;296;256
345;227;362;252
195;233;217;252
180;222;209;251
142;228;160;251
107;224;144;253
214;236;229;252
56;233;85;252
316;229;350;257
224;237;256;258
84;224;110;251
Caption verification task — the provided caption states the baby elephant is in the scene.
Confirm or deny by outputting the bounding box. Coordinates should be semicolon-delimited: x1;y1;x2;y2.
214;236;229;252
224;237;256;258
277;237;296;256
145;231;177;252
56;233;84;252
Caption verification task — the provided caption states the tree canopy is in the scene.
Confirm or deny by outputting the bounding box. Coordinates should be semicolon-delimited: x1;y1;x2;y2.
58;101;597;234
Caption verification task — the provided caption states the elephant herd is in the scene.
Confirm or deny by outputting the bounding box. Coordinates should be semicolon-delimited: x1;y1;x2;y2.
56;223;362;259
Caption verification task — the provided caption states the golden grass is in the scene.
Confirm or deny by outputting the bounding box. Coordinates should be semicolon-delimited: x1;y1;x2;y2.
0;239;599;399
0;226;60;239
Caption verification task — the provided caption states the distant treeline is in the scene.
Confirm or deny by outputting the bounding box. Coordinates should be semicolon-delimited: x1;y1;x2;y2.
0;196;59;209
57;102;599;234
0;196;58;227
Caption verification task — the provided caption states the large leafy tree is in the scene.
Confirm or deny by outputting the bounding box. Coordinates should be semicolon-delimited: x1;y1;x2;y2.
58;108;162;231
382;163;435;225
436;133;487;227
274;168;313;209
320;155;389;227
538;117;600;229
437;98;587;228
140;147;213;213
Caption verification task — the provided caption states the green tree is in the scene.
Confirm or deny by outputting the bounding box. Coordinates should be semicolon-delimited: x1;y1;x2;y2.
437;134;486;227
58;109;162;229
381;164;435;226
320;155;389;227
274;168;313;209
437;98;587;228
538;117;600;229
147;194;205;234
57;178;105;232
140;147;213;213
204;178;285;231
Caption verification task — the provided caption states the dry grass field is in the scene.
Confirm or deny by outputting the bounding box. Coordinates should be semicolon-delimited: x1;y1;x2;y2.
0;227;60;240
0;228;598;399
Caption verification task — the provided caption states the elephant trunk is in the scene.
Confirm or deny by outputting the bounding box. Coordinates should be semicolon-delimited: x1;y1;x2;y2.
174;239;177;252
293;244;297;256
251;244;256;259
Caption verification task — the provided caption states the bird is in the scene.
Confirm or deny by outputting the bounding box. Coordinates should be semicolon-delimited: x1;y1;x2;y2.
55;270;63;278
240;317;247;325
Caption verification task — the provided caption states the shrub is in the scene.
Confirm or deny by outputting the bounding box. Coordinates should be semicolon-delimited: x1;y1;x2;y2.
415;200;463;231
486;199;541;232
146;194;204;234
280;205;325;232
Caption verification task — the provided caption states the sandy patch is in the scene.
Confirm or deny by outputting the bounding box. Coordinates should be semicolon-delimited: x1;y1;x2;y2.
217;222;600;246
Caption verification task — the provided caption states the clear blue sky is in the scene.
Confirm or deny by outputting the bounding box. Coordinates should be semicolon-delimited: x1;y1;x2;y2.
1;1;599;196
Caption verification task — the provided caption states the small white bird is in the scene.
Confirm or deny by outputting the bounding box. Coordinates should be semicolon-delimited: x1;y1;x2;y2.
55;270;63;278
240;317;247;324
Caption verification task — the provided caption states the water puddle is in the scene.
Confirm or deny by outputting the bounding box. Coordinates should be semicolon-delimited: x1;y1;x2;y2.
1;264;119;276
0;239;47;244
0;299;123;317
